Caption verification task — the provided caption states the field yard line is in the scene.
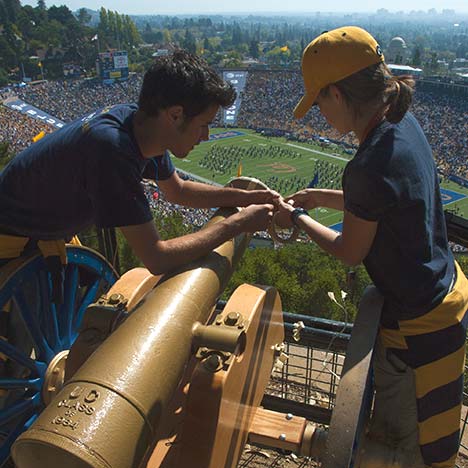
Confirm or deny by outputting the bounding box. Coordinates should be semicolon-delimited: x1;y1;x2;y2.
177;168;222;186
247;132;349;162
315;213;342;224
285;143;349;161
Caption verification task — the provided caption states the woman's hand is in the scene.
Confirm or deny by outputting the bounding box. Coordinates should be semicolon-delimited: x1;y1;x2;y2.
286;189;320;210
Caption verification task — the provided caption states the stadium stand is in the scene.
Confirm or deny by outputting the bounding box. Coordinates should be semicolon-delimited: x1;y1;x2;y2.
2;70;467;178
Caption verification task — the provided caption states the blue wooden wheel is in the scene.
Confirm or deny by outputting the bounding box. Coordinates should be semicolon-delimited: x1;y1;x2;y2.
0;246;118;465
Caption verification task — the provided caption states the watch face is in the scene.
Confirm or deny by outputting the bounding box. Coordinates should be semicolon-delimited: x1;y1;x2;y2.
292;208;308;226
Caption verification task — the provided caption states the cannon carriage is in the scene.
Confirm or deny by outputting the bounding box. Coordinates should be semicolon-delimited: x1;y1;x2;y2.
0;178;406;468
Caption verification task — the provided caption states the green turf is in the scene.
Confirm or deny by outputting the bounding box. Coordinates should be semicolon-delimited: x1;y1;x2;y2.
171;128;468;227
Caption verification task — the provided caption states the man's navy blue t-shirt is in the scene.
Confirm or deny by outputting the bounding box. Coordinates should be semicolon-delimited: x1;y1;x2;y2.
0;104;175;239
343;112;453;321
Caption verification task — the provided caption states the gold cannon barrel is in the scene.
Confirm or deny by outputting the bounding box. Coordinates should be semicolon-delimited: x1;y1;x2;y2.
12;206;251;468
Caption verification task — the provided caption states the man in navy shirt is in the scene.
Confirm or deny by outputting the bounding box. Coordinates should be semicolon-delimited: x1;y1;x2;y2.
0;50;277;274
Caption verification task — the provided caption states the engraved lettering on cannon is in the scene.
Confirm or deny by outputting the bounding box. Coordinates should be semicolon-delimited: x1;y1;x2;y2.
51;416;79;431
57;399;95;415
69;386;84;399
84;389;100;403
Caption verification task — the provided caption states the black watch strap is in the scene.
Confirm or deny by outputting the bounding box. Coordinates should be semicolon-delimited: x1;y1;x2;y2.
291;207;309;227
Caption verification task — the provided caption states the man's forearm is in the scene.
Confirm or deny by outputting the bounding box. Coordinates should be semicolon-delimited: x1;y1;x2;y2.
171;180;257;208
147;214;245;274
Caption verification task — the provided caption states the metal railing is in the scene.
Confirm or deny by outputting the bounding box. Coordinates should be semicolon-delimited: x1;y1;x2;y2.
234;309;468;467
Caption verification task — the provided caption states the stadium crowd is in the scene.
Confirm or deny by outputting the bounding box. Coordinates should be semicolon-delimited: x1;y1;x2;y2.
235;71;468;178
14;76;142;123
0;106;53;154
2;70;466;179
0;70;466;239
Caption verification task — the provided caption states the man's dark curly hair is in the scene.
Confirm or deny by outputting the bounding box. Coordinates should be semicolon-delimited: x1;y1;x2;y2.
138;49;236;118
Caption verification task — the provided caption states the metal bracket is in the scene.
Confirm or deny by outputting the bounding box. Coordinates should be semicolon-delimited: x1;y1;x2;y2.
81;293;129;335
65;293;129;380
193;312;249;372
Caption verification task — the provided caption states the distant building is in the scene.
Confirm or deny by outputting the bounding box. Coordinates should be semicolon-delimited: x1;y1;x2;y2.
437;60;449;72
386;37;408;64
457;73;468;83
152;49;170;58
453;58;468;75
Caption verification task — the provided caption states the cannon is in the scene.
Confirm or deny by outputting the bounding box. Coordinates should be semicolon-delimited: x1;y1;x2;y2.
2;178;396;468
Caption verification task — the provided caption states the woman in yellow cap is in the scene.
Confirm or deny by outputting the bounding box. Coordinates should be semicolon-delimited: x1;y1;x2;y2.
277;26;468;468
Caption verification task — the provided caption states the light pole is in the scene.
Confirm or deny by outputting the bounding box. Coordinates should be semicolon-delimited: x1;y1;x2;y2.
29;56;45;81
38;61;44;81
20;62;26;82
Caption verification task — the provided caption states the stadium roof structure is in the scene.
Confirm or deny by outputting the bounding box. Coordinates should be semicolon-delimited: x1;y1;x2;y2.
388;64;423;76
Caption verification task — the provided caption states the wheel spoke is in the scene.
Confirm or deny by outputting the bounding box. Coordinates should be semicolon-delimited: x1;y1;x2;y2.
0;412;37;464
0;394;41;427
0;246;117;461
0;378;41;392
73;277;100;334
38;271;61;352
12;292;54;363
61;265;79;348
0;339;45;376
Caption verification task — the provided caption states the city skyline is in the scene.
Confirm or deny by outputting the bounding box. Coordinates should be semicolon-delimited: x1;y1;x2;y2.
19;0;468;15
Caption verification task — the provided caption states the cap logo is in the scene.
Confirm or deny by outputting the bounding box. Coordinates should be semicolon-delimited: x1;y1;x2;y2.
376;45;383;56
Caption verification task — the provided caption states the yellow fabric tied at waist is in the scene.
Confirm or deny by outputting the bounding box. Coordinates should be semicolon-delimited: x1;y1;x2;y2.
0;233;81;263
70;235;82;246
0;234;29;259
0;233;81;305
37;240;67;265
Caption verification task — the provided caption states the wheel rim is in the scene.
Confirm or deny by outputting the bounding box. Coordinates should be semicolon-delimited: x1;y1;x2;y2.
0;246;117;463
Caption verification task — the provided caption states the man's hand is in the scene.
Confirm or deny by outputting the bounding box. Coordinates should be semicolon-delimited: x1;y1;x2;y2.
237;189;280;207
236;203;275;232
274;199;296;228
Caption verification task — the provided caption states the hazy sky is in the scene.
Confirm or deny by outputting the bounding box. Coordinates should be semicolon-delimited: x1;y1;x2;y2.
19;0;468;15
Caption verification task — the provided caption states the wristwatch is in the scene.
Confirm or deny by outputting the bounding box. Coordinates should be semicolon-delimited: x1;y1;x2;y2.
291;207;309;227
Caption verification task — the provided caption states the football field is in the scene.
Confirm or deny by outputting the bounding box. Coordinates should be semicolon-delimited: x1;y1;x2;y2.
171;127;468;229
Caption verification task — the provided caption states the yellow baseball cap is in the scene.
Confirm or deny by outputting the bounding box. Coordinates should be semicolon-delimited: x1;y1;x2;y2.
294;26;384;119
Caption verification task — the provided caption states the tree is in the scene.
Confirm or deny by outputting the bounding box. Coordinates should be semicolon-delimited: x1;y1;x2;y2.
265;45;291;66
77;8;91;25
0;142;12;169
429;51;439;72
162;29;172;44
203;36;212;53
249;39;259;58
232;22;243;46
98;7;109;47
117;230;141;272
225;243;369;321
412;46;422;67
222;51;242;68
2;0;22;24
182;28;196;55
0;67;8;86
0;35;17;69
35;0;47;22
